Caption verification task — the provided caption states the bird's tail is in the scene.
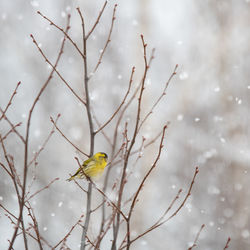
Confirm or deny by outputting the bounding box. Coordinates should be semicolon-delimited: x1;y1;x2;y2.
66;176;74;181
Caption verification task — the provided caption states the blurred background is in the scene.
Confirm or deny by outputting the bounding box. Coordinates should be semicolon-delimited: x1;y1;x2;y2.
1;0;250;249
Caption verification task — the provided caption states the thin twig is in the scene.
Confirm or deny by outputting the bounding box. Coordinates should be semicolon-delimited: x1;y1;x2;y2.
26;178;59;202
112;35;148;250
0;108;25;144
4;210;53;248
28;114;60;167
126;125;168;249
0;139;13;177
37;11;85;58
93;111;113;146
25;201;43;250
91;4;117;75
8;15;70;250
95;66;135;134
1;122;22;141
0;204;18;220
50;116;89;157
94;209;117;250
121;167;199;249
151;189;182;228
30;33;86;106
86;1;108;40
138;64;178;131
187;224;205;250
90;180;127;221
166;167;199;221
223;237;231;250
53;214;85;249
0;81;21;121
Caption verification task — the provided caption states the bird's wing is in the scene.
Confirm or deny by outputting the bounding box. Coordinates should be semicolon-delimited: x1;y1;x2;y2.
83;158;96;171
71;158;95;176
82;157;93;167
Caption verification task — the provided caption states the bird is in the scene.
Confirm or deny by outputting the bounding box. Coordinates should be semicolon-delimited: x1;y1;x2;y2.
67;152;108;181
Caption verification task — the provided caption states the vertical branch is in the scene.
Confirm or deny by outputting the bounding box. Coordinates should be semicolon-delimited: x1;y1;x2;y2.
95;67;135;249
126;125;168;249
112;35;148;250
8;16;70;250
77;8;95;250
77;8;94;155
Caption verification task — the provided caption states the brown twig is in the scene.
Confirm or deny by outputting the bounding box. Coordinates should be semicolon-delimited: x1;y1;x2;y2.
138;64;178;131
95;66;135;134
1;122;22;141
37;11;85;58
0;81;21;121
25;201;43;250
86;1;108;40
0;204;18;220
0;135;22;196
50;116;89;157
151;189;182;228
91;201;106;214
166;167;199;222
92;111;113;146
8;15;70;250
0;108;25;144
94;209;117;250
126;125;167;249
91;4;118;75
53;214;85;249
0;137;13;177
4;210;53;248
223;237;231;250
26;178;59;202
112;35;149;250
121;167;199;249
28;114;60;167
187;224;205;250
30;32;86;106
90;180;127;221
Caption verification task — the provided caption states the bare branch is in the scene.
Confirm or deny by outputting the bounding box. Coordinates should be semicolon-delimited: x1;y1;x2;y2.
0;81;21;121
187;224;205;250
53;214;85;249
95;66;135;134
28;114;60;167
166;167;199;221
121;167;199;249
26;178;59;202
112;35;149;250
8;15;70;250
223;237;231;250
91;4;118;75
37;11;85;58
76;7;96;250
138;64;178;131
86;1;108;40
50;116;89;157
0;108;25;144
25;201;43;250
1;122;22;141
30;33;86;106
126;125;168;248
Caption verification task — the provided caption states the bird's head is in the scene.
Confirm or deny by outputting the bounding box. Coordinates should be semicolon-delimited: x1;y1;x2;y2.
96;152;108;162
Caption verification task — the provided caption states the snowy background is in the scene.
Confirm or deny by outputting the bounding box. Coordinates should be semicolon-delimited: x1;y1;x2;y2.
1;0;250;249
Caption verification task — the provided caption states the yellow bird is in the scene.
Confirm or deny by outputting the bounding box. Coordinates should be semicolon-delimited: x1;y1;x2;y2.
67;152;108;181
